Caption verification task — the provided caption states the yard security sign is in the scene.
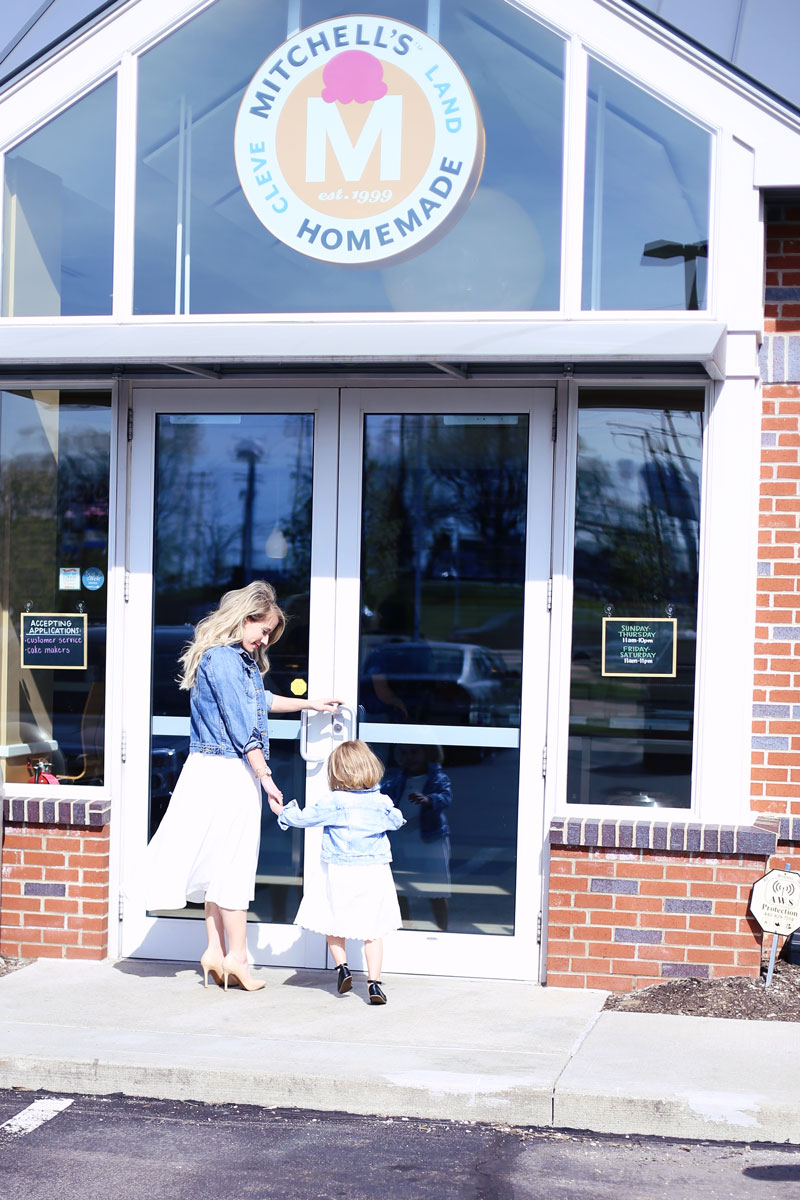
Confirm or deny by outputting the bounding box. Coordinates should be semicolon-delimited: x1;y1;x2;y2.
234;16;485;266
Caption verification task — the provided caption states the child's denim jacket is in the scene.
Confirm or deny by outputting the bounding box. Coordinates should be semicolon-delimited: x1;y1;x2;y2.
189;644;274;760
381;763;452;842
277;786;405;864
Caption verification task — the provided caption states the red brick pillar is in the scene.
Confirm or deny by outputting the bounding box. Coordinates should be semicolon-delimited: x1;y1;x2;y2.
1;797;111;960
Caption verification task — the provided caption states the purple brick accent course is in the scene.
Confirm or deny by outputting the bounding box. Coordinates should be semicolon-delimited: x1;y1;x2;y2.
665;898;712;915
661;963;710;979
753;704;791;718
702;827;718;853
591;878;638;895
752;736;790;750
774;626;800;640
549;819;565;845
618;822;634;849
720;826;736;854
3;794;112;828
635;823;651;849
584;821;599;846
669;825;684;851
567;819;583;845
601;822;617;848
652;823;668;850
615;928;662;944
686;824;702;852
24;882;66;897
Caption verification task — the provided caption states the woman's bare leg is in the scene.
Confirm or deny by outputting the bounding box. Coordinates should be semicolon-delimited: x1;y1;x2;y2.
364;937;383;981
204;900;226;957
219;907;252;973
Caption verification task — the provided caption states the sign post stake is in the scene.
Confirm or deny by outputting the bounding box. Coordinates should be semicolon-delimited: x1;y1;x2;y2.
760;861;794;989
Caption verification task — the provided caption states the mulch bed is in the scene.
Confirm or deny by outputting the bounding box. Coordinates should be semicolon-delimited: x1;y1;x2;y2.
0;955;30;979
603;956;800;1021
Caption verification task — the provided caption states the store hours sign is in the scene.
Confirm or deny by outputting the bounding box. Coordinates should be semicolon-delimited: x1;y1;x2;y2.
602;617;677;678
234;16;485;265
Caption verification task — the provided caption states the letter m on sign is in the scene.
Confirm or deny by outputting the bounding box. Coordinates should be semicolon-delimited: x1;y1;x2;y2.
305;97;403;182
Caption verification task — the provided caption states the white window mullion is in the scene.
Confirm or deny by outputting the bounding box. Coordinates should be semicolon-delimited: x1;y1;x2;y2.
112;52;138;319
561;38;588;318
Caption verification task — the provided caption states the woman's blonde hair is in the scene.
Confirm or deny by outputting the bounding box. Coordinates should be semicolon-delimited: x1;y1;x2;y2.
328;740;384;792
178;580;286;689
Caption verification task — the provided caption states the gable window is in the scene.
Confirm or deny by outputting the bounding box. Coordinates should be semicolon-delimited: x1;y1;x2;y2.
132;0;565;314
2;79;116;317
582;60;711;311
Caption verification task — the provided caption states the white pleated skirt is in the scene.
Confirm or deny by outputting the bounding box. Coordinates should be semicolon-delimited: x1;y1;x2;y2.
144;753;261;911
294;861;402;941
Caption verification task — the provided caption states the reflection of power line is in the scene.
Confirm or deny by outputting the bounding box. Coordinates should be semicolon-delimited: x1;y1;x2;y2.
642;239;708;310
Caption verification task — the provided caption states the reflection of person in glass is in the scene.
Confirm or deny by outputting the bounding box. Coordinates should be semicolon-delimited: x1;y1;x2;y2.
382;744;452;931
143;581;340;992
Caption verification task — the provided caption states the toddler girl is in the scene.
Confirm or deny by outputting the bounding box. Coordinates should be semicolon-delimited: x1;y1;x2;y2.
277;739;405;1004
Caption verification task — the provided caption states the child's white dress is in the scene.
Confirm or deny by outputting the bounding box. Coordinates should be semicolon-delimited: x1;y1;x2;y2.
297;862;401;940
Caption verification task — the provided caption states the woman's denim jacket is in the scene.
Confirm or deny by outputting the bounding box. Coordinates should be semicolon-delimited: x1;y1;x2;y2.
381;763;452;842
278;786;405;864
189;644;274;760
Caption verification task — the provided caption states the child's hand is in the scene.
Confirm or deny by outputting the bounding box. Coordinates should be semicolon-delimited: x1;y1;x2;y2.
409;791;432;807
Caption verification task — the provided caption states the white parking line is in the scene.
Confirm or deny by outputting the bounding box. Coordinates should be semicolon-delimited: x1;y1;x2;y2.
1;1098;74;1137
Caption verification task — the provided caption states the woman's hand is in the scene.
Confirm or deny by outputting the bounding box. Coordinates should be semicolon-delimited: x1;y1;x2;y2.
262;775;284;814
305;697;343;713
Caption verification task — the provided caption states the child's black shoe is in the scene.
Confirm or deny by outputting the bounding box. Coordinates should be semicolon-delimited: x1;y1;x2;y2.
367;980;387;1005
336;963;352;994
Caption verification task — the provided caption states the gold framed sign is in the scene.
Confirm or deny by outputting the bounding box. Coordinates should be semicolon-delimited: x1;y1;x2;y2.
601;617;677;678
21;613;88;670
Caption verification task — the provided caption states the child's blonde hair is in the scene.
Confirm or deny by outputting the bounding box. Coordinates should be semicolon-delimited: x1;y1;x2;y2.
328;740;384;791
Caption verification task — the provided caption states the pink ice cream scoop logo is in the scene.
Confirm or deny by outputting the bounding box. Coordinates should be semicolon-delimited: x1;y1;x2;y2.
321;51;388;104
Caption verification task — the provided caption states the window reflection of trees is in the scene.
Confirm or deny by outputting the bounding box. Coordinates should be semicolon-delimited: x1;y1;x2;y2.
361;415;528;649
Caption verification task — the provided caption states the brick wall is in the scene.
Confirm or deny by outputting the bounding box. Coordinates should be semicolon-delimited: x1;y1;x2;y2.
756;198;800;823
546;819;779;990
1;798;111;960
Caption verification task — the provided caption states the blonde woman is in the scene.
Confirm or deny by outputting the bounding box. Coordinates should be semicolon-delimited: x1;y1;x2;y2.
144;581;340;992
277;739;405;1004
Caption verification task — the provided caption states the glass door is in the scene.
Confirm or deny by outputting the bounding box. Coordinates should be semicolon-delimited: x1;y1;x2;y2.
120;387;340;966
334;389;554;979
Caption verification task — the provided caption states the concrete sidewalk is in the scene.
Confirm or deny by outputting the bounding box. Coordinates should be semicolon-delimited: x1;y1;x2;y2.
0;959;798;1144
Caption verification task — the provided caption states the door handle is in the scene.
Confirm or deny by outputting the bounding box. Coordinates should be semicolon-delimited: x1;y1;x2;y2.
299;705;357;761
331;705;356;742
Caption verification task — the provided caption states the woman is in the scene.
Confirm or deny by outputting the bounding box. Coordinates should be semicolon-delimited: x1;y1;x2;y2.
144;580;340;991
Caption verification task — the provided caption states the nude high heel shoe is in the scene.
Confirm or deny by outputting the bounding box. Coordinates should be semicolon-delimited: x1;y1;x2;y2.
222;952;265;992
200;950;224;988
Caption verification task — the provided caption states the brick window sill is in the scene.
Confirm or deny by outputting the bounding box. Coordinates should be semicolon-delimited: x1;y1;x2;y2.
2;794;111;828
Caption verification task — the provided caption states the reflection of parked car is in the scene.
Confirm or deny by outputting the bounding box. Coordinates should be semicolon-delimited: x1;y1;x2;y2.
360;641;519;727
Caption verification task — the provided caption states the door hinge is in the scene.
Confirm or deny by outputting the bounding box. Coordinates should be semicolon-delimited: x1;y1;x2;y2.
537;911;543;945
118;892;125;921
127;408;133;441
124;570;131;603
551;404;558;442
541;745;548;778
121;731;128;764
546;577;553;611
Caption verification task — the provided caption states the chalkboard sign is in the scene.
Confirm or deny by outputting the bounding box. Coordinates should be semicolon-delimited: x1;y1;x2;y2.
21;613;87;670
602;617;677;678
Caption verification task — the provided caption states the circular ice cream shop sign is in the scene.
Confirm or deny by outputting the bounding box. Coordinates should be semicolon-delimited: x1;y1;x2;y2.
234;16;485;266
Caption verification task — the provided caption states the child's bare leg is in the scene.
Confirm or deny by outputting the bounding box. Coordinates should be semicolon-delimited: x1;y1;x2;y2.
364;937;383;980
327;935;347;967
